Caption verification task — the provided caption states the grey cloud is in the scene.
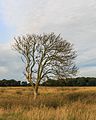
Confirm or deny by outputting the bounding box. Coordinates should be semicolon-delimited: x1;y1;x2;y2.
0;0;96;78
0;44;24;80
80;66;96;77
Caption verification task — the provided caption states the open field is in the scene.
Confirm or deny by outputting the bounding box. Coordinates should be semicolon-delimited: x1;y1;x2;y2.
0;87;96;120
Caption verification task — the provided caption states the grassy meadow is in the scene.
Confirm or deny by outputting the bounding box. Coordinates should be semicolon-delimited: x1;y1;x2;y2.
0;86;96;120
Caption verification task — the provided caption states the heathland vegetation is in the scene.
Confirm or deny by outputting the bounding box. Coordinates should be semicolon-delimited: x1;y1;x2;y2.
0;87;96;120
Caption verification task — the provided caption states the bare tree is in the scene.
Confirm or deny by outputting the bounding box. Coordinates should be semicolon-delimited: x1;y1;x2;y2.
12;33;77;98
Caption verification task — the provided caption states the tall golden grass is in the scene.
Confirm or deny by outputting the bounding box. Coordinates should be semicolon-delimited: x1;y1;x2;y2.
0;87;96;120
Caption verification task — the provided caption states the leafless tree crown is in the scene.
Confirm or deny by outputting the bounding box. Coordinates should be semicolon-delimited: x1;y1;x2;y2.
13;33;77;96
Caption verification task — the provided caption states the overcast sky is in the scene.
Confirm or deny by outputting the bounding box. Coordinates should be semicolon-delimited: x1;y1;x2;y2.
0;0;96;80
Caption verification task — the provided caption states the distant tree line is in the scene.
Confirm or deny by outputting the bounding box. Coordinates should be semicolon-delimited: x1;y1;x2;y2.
0;79;28;86
42;77;96;86
0;77;96;87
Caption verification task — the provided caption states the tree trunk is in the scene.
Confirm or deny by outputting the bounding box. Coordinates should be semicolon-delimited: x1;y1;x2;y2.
33;86;38;100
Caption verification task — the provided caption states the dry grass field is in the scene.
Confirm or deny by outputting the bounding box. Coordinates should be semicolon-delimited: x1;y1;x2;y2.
0;87;96;120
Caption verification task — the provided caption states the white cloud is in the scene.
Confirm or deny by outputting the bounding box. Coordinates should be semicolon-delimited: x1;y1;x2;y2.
0;0;96;78
0;43;24;80
79;66;96;77
1;0;96;34
77;48;96;66
0;66;8;75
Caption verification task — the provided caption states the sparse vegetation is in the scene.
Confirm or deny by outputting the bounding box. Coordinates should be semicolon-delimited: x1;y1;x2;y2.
0;87;96;120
